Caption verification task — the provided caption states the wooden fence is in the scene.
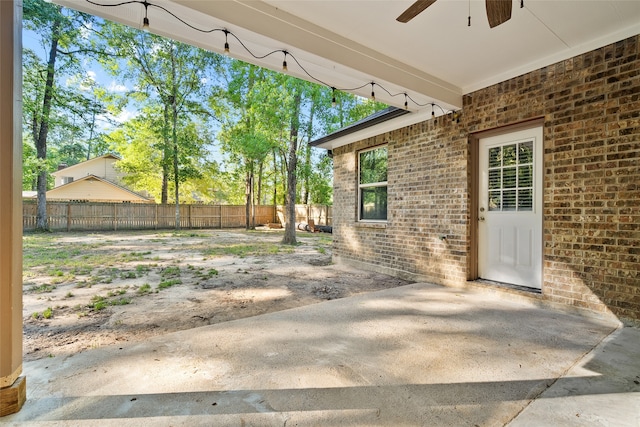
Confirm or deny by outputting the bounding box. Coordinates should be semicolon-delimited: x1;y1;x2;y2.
23;200;332;232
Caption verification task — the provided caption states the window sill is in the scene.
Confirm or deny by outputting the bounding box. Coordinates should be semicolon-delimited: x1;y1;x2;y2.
355;221;387;229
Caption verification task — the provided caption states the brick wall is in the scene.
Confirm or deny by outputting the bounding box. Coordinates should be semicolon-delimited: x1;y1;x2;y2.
332;34;639;321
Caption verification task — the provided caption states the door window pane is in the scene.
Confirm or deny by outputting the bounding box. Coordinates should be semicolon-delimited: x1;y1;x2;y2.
502;144;517;166
518;189;533;210
503;167;516;189
486;139;535;212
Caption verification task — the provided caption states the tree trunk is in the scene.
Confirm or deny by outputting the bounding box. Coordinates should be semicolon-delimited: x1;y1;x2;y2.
256;159;263;206
302;100;315;205
161;103;170;204
245;166;254;230
272;149;278;207
171;50;180;230
35;20;61;231
282;93;301;245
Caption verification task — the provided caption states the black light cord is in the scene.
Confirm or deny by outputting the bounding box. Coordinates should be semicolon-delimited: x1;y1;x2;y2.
85;0;460;116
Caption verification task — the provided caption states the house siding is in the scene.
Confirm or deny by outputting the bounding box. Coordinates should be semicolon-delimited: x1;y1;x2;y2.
47;179;148;202
53;156;122;187
332;35;640;321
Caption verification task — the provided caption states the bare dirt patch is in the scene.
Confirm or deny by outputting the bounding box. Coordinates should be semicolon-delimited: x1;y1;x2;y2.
23;228;412;361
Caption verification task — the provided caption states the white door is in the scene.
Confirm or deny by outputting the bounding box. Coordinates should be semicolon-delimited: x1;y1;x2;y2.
478;127;543;289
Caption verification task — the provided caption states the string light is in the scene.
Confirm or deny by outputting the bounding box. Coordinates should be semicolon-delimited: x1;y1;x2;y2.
142;0;150;31
223;29;230;55
84;0;460;118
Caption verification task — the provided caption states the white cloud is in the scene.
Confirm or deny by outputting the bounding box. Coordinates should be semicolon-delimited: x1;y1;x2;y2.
109;80;128;93
113;108;138;124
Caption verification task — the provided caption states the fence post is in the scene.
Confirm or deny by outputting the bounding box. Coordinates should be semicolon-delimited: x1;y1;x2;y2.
155;204;158;230
188;204;192;229
66;203;71;232
113;204;117;231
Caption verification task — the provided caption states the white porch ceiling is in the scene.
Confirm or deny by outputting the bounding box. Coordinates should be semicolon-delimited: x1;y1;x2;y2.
56;0;640;114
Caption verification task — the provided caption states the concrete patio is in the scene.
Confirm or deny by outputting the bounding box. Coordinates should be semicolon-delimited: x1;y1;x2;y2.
4;282;639;426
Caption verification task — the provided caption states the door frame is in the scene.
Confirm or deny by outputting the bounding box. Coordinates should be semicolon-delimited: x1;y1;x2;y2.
468;118;544;281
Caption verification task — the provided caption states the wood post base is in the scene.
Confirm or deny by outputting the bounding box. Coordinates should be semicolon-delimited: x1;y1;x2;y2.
0;376;26;417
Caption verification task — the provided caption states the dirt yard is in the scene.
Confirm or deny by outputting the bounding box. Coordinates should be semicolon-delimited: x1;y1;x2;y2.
22;228;411;361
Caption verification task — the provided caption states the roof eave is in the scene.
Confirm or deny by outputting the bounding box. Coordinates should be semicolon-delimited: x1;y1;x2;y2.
310;107;435;150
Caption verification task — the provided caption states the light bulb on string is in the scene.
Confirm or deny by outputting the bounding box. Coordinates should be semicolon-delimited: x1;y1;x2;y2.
142;1;150;31
371;83;375;101
404;94;408;110
223;30;230;55
282;51;288;72
331;87;337;108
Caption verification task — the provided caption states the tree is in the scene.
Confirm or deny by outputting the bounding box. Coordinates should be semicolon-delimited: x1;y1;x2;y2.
216;63;282;229
23;0;109;230
101;24;217;227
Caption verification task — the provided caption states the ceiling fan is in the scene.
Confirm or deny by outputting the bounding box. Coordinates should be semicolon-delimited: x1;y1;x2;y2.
397;0;513;28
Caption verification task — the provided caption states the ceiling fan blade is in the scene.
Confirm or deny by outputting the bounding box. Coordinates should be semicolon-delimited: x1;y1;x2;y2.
397;0;438;23
486;0;512;28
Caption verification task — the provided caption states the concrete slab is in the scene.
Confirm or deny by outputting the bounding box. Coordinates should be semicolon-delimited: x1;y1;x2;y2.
2;283;627;426
508;326;640;427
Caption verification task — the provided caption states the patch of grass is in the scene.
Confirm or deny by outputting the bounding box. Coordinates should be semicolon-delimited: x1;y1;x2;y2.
203;242;293;258
160;266;181;278
135;264;152;276
110;297;131;306
70;265;93;275
50;273;75;284
317;246;327;254
106;289;127;297
172;231;208;238
136;283;153;295
42;307;53;319
29;284;57;293
157;279;182;290
206;268;219;277
65;291;74;298
120;271;137;280
91;296;108;311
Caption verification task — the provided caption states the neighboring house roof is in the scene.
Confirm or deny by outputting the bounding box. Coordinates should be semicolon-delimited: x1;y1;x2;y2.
52;153;121;178
46;174;151;203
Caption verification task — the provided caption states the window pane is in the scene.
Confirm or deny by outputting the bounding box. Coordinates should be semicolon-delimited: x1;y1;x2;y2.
489;169;501;190
360;147;387;184
519;141;533;164
518;189;533;210
503;167;516;189
361;187;387;220
503;190;517;211
518;165;532;187
503;144;517;166
489;147;501;168
489;191;501;211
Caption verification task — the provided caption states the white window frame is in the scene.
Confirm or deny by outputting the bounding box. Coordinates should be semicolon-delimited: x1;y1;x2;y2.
358;145;388;222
